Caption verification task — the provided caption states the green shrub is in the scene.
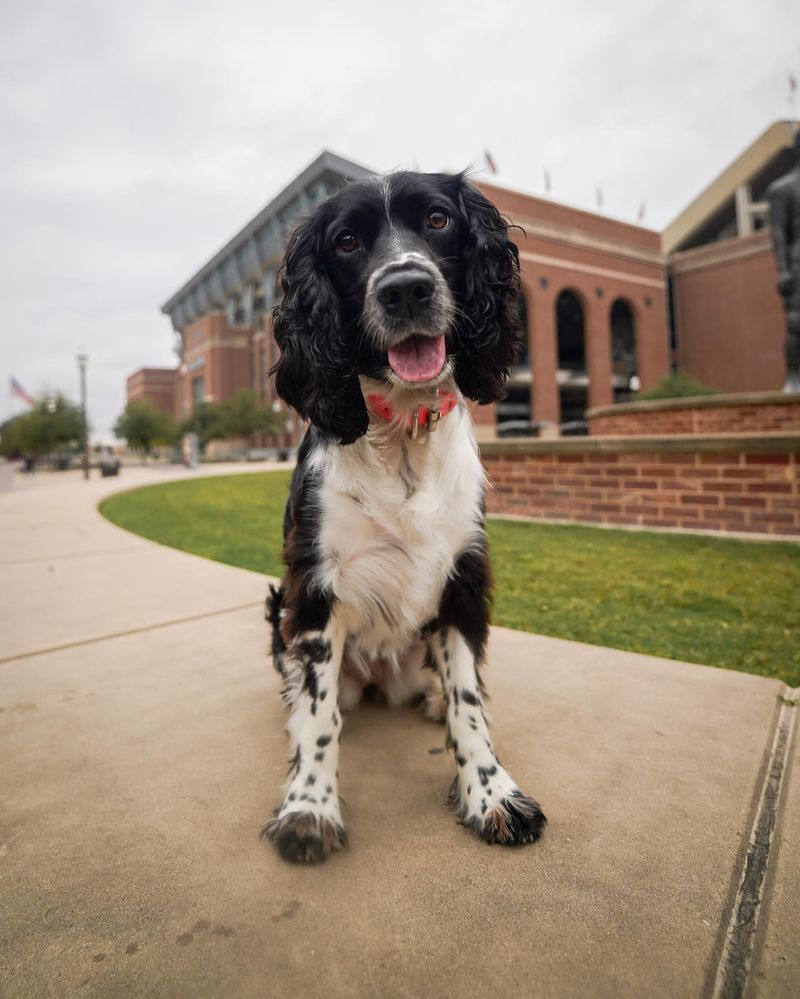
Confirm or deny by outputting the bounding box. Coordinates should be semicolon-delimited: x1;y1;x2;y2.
637;372;720;401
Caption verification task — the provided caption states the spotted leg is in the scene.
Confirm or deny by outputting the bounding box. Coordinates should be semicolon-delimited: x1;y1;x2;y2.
432;627;546;844
262;619;348;863
430;543;546;845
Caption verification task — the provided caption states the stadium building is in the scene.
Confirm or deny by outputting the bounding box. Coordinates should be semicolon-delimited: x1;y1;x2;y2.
129;121;795;445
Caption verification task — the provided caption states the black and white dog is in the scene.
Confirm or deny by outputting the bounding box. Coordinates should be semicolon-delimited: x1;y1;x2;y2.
263;171;546;863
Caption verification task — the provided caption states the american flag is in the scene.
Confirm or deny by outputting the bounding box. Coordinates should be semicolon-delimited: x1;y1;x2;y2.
10;377;35;407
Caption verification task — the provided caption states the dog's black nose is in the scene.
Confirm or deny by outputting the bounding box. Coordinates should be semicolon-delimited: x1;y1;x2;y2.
375;269;434;319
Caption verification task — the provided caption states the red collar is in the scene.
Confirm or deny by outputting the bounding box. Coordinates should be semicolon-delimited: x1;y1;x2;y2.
366;390;458;440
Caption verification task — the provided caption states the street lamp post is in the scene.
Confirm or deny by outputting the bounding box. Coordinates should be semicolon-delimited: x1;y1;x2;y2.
77;353;89;480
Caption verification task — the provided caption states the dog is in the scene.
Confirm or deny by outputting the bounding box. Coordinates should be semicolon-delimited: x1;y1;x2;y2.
262;170;546;863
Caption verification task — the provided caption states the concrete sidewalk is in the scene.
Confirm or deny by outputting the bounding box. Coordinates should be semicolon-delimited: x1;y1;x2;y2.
1;465;797;998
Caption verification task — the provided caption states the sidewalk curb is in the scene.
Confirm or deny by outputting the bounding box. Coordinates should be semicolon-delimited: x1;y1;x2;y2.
712;688;799;999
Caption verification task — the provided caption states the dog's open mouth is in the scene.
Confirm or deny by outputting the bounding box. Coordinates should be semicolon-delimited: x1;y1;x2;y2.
386;335;446;382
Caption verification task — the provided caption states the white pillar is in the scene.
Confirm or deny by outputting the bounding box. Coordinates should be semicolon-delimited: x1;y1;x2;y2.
734;184;752;237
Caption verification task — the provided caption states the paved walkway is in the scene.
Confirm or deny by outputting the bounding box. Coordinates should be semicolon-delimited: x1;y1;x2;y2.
1;465;797;998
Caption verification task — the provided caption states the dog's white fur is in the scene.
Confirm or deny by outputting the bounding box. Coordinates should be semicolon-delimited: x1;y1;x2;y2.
310;381;484;690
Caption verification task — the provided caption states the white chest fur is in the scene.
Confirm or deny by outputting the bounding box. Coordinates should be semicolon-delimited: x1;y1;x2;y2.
309;405;485;664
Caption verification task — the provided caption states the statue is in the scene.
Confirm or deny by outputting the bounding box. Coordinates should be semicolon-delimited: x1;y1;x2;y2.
767;129;800;392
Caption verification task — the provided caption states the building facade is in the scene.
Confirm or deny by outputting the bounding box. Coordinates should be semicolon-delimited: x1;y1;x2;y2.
484;182;668;432
126;367;177;416
665;120;793;393
128;122;796;441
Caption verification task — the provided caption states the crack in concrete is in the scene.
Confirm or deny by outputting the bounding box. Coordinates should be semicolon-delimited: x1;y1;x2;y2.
0;546;148;567
711;687;799;999
0;601;264;665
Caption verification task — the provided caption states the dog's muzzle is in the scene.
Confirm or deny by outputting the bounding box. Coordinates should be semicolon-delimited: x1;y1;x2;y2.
374;268;435;321
364;253;453;342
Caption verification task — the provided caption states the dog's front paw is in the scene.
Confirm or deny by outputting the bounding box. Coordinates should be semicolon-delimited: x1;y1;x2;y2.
479;790;546;846
261;811;348;864
450;773;546;846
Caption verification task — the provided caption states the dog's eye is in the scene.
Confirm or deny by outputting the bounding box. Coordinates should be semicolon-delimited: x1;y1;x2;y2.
426;208;449;230
336;231;359;253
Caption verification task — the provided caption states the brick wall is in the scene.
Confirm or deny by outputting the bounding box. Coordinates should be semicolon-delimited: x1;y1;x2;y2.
669;234;785;393
480;436;800;537
588;392;800;436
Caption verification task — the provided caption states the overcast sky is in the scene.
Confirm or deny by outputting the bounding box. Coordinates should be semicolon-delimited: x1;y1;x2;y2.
2;0;799;439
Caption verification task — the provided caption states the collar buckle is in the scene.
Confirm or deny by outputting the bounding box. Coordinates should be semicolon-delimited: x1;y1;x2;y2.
409;406;441;444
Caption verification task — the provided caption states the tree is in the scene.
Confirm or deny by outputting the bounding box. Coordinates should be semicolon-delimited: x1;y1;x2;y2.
0;416;24;457
219;390;280;440
114;401;177;455
0;394;83;458
177;392;279;452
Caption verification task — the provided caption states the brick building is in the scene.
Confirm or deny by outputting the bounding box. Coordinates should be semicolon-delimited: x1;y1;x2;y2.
129;122;797;442
126;367;177;416
486;183;668;432
666;120;794;393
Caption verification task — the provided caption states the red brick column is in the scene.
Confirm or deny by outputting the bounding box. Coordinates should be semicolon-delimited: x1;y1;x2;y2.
527;279;559;427
637;298;670;391
586;295;613;409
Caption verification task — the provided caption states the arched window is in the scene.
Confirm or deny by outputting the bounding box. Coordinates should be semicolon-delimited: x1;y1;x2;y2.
496;286;532;432
556;290;586;372
556;289;588;433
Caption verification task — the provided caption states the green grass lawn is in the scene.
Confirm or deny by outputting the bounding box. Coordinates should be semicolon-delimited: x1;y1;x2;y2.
100;471;800;686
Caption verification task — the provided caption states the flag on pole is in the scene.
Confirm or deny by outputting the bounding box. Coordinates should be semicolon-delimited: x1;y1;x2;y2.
10;377;35;407
484;150;498;175
543;168;552;194
637;200;646;223
596;186;604;210
790;73;798;93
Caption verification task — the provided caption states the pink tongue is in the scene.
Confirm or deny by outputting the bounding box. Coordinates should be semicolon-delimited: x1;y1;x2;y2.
387;335;446;382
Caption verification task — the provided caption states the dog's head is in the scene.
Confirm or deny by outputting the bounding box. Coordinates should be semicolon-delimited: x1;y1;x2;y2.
272;171;522;444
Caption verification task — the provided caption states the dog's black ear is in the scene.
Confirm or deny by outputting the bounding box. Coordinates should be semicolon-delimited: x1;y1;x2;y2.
271;213;368;445
452;177;523;404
